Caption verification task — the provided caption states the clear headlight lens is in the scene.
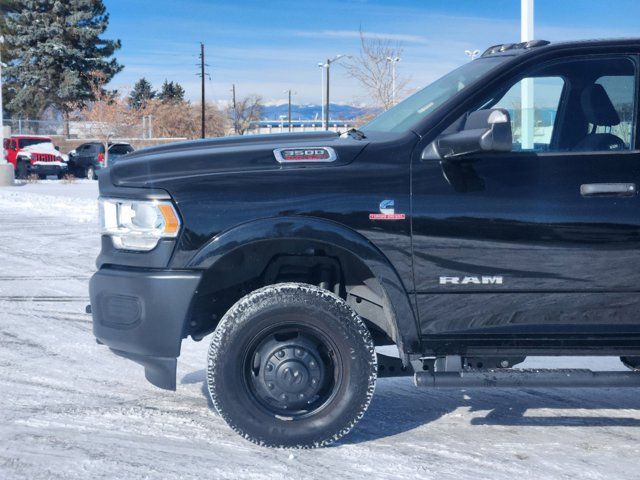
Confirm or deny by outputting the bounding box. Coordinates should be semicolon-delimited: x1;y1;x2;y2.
99;198;180;251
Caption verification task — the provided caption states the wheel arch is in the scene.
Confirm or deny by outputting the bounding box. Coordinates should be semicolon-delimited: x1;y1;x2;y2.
184;216;420;357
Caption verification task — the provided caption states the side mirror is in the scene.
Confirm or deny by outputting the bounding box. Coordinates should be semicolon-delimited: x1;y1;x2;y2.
54;145;60;151
424;108;512;160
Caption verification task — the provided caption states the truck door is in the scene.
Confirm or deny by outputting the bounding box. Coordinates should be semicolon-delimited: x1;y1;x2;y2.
412;52;640;343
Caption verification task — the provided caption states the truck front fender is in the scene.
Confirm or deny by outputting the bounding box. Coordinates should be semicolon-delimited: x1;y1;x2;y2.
185;216;420;355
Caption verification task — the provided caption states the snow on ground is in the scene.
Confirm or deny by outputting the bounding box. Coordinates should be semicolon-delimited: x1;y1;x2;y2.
1;181;640;479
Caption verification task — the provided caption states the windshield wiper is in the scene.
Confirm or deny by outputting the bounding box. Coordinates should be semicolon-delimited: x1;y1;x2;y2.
342;128;367;140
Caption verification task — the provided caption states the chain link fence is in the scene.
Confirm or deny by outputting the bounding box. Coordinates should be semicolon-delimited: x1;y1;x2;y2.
2;118;154;139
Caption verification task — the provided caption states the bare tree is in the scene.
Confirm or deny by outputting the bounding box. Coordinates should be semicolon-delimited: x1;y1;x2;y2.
80;71;137;162
344;30;408;110
142;100;227;139
228;94;263;135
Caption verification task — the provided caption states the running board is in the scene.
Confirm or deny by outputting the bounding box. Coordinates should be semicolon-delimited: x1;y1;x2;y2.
414;369;640;388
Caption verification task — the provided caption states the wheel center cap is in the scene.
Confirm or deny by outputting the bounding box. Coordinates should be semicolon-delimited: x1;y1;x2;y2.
276;361;309;393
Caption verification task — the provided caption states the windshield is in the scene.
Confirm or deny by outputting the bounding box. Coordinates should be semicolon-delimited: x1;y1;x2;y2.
362;57;508;133
18;138;52;148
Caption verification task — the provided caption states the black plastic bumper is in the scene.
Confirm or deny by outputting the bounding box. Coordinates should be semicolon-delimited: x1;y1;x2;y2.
90;267;202;390
29;163;66;176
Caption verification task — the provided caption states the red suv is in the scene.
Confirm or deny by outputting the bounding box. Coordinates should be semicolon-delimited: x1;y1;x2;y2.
3;135;68;179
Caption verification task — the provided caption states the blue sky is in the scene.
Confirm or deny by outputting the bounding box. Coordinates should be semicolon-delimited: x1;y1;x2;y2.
103;0;640;105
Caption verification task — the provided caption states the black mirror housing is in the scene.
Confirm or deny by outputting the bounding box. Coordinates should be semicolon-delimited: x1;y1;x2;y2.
428;108;512;160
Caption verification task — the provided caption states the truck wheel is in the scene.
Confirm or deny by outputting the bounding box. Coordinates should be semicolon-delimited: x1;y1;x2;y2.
207;283;377;448
15;161;28;180
87;166;96;180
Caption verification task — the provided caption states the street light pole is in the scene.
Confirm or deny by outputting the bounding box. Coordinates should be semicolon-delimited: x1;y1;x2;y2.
317;64;325;129
464;49;480;61
319;54;350;131
386;56;401;105
324;58;330;130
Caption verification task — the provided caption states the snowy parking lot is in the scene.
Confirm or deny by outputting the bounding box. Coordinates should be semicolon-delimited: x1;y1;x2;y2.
1;181;640;479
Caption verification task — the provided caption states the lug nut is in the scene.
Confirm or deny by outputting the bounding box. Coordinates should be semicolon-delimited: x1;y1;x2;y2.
311;378;318;385
281;394;288;401
267;382;274;390
295;348;303;357
277;350;285;358
266;363;273;372
298;393;305;399
309;360;316;368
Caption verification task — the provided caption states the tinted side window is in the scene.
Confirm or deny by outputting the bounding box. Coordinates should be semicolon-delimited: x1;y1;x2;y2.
592;75;635;148
109;144;133;155
478;55;636;153
492;77;565;152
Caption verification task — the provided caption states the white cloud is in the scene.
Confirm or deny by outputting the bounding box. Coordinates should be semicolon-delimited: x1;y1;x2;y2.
294;29;429;45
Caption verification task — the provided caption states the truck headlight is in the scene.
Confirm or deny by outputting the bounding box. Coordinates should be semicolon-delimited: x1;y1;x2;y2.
99;198;180;251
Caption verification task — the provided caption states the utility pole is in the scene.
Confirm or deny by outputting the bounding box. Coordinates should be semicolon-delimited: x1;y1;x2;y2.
200;42;206;138
521;0;534;149
283;89;295;132
232;84;238;135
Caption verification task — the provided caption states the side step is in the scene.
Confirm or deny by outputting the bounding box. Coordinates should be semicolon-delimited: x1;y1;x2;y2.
415;369;640;388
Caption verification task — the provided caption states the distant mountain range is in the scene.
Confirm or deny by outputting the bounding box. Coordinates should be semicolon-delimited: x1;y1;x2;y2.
261;103;378;121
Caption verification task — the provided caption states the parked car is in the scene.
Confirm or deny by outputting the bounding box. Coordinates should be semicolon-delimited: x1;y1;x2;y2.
68;142;134;179
3;135;68;179
90;38;640;448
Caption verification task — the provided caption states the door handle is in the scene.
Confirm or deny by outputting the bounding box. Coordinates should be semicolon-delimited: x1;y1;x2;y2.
580;183;637;197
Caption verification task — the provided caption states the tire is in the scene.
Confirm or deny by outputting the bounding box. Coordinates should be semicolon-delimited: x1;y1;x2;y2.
207;282;377;448
87;166;96;180
38;174;47;180
15;161;28;180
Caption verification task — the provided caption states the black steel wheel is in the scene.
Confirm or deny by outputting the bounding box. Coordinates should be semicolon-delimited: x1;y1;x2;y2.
207;283;377;448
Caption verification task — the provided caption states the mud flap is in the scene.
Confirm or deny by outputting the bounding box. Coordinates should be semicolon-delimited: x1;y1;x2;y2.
111;349;177;390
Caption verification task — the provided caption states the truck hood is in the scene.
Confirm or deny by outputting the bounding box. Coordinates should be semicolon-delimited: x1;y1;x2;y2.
110;131;370;188
17;142;67;161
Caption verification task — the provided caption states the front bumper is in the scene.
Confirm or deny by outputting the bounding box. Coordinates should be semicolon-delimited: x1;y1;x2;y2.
90;267;202;390
29;162;67;176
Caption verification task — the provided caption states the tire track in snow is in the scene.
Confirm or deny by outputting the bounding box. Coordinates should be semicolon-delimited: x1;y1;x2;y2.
0;295;88;302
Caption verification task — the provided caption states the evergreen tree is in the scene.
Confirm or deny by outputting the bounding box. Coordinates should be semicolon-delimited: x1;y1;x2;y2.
4;0;122;120
128;78;156;109
1;0;20;114
158;80;185;103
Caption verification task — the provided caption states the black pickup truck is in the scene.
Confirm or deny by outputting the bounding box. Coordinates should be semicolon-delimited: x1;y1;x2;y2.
90;38;640;448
